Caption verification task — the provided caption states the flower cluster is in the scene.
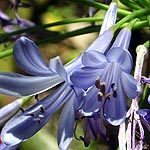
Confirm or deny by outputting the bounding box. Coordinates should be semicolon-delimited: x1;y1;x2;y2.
0;1;149;150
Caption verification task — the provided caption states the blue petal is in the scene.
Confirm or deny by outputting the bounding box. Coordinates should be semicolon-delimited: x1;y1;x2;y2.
0;143;18;150
0;72;64;97
71;68;103;90
49;56;67;81
137;109;150;122
121;72;142;99
0;99;22;127
111;27;131;50
104;79;126;126
85;29;114;53
13;36;52;76
99;2;117;35
82;86;101;113
1;83;72;146
106;47;133;73
82;50;107;68
57;92;75;150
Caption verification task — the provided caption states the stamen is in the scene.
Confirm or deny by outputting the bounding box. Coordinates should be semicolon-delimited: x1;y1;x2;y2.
111;83;115;88
35;94;39;101
100;82;106;95
20;107;25;113
37;118;41;124
95;77;101;89
113;87;117;97
29;113;36;117
106;93;111;99
40;106;45;113
98;92;103;101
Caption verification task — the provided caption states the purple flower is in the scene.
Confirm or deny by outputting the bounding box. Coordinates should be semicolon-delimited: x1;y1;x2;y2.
71;27;142;126
1;82;75;147
0;37;64;97
0;3;118;149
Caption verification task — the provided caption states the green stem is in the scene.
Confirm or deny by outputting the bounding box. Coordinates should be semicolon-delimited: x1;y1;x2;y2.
67;0;131;16
35;25;100;45
112;8;149;32
121;20;148;30
0;17;103;41
0;49;13;59
0;25;100;59
119;0;142;10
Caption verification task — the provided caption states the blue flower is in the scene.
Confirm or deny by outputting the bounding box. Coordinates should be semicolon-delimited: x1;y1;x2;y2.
0;2;118;149
0;37;64;97
71;27;142;126
1;82;75;147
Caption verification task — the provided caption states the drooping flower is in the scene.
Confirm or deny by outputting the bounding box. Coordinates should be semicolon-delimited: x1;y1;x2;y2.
71;26;142;126
0;2;118;149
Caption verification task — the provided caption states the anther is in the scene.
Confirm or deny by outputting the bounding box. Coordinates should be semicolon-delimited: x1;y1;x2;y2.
95;77;101;89
37;118;41;124
111;83;115;88
113;87;117;97
106;93;111;99
30;113;36;117
98;92;103;101
35;94;39;101
100;82;106;95
40;106;45;113
20;107;25;113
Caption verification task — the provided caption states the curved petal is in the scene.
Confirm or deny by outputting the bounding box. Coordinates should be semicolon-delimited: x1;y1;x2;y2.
104;78;126;126
106;47;133;73
49;56;67;81
0;72;64;97
1;83;72;146
82;51;107;68
71;68;103;90
85;29;114;54
82;86;101;113
57;92;75;150
13;36;52;76
121;72;142;99
111;27;131;50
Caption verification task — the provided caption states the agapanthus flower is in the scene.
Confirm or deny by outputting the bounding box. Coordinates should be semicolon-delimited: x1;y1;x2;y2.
71;26;142;126
0;2;118;149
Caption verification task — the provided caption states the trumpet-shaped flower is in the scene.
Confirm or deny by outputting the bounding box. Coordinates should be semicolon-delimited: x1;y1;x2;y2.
1;82;75;147
0;2;118;149
71;27;142;126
